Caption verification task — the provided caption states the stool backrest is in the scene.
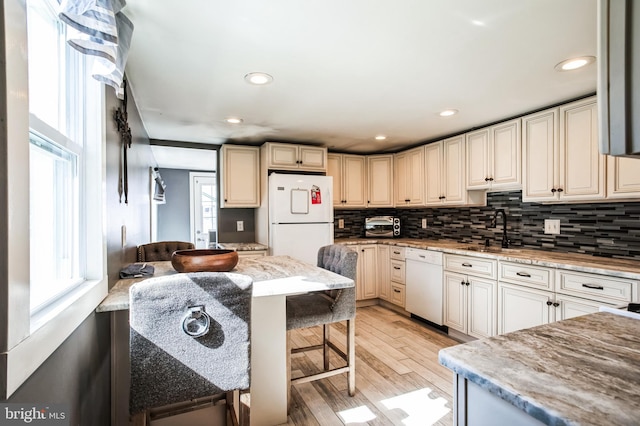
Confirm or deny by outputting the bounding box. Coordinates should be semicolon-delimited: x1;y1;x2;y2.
137;241;195;262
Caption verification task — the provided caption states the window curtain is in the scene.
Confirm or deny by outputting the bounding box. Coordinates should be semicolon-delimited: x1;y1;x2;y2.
59;0;133;99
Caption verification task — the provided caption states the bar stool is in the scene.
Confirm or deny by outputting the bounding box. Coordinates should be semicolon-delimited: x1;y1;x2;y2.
137;241;194;262
129;272;252;425
286;244;357;396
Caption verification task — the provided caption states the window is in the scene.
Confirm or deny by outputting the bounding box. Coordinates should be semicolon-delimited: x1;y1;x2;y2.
26;0;100;317
1;0;106;398
29;133;80;312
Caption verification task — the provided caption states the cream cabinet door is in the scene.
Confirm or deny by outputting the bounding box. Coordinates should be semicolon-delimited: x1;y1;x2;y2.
492;119;521;188
356;244;378;300
394;147;424;206
327;154;343;206
367;154;394;207
342;155;367;207
266;143;300;169
299;146;327;171
220;145;260;207
498;283;553;334
555;294;614;321
607;155;640;198
443;136;466;205
468;277;497;339
377;245;391;301
522;108;558;202
425;142;444;205
559;98;605;201
444;271;468;334
466;129;491;189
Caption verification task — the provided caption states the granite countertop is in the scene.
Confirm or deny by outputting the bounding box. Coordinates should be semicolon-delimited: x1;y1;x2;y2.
335;238;640;280
438;311;640;426
216;242;268;251
97;255;353;313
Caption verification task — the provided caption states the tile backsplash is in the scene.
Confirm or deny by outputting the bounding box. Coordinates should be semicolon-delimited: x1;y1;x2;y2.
334;191;640;260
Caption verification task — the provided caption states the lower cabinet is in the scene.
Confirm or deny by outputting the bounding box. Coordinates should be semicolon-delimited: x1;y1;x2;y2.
444;271;497;338
356;244;378;300
497;262;627;334
236;250;267;258
377;245;391;301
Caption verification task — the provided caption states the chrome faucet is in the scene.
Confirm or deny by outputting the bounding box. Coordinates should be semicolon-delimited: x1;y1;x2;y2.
490;209;510;248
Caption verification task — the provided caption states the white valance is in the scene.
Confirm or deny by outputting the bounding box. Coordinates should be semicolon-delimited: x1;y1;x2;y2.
59;0;133;99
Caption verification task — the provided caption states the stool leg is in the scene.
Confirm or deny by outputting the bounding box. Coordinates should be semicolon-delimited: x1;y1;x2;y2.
347;318;356;396
323;324;330;371
287;330;292;413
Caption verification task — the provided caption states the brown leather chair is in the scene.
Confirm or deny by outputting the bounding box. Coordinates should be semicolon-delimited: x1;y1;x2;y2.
137;241;194;262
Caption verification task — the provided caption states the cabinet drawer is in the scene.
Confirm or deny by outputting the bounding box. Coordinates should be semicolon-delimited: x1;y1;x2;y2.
556;270;635;303
390;246;405;260
390;283;405;307
499;262;553;291
390;259;406;283
444;254;497;279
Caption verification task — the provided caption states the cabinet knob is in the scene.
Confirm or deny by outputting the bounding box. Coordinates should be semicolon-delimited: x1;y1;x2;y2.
465;281;470;286
485;177;490;182
551;188;557;193
546;300;553;306
224;199;228;202
460;280;465;286
557;188;563;193
489;177;494;182
553;302;560;307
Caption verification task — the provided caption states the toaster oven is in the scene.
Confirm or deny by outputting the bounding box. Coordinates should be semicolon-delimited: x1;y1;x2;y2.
365;216;400;237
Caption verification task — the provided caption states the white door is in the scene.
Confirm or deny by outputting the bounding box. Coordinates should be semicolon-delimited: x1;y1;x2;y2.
190;173;217;249
468;277;497;339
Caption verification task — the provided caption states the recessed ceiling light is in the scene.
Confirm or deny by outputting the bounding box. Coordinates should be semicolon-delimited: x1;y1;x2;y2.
375;135;387;141
244;72;273;85
554;56;596;72
439;109;458;117
225;117;243;124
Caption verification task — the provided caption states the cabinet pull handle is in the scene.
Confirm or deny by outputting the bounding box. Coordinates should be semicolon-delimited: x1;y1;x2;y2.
582;283;604;290
418;255;426;259
516;272;531;278
546;300;553;306
393;266;401;270
462;263;473;267
393;251;400;254
393;289;401;293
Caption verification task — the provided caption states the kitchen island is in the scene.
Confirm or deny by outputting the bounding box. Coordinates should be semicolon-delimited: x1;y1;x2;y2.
99;256;354;426
438;311;640;426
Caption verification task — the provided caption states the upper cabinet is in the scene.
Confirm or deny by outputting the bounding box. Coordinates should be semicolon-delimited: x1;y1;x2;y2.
367;154;394;208
394;146;425;207
263;142;327;172
327;153;367;208
606;155;640;199
467;119;521;190
220;145;260;208
426;136;478;206
523;97;604;203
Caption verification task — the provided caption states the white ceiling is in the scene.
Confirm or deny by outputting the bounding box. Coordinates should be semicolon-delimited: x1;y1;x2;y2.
124;0;597;159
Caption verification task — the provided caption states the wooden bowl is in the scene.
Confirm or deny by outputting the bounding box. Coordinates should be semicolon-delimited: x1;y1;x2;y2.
171;249;239;273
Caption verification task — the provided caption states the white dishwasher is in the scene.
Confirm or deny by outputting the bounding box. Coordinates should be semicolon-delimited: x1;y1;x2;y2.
405;248;444;327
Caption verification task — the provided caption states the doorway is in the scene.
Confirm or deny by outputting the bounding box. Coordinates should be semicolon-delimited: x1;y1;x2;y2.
190;172;217;249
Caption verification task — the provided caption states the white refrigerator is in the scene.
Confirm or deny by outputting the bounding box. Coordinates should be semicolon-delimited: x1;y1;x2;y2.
269;173;334;265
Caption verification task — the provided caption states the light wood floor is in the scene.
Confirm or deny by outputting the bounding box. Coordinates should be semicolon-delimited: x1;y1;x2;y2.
283;305;460;425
